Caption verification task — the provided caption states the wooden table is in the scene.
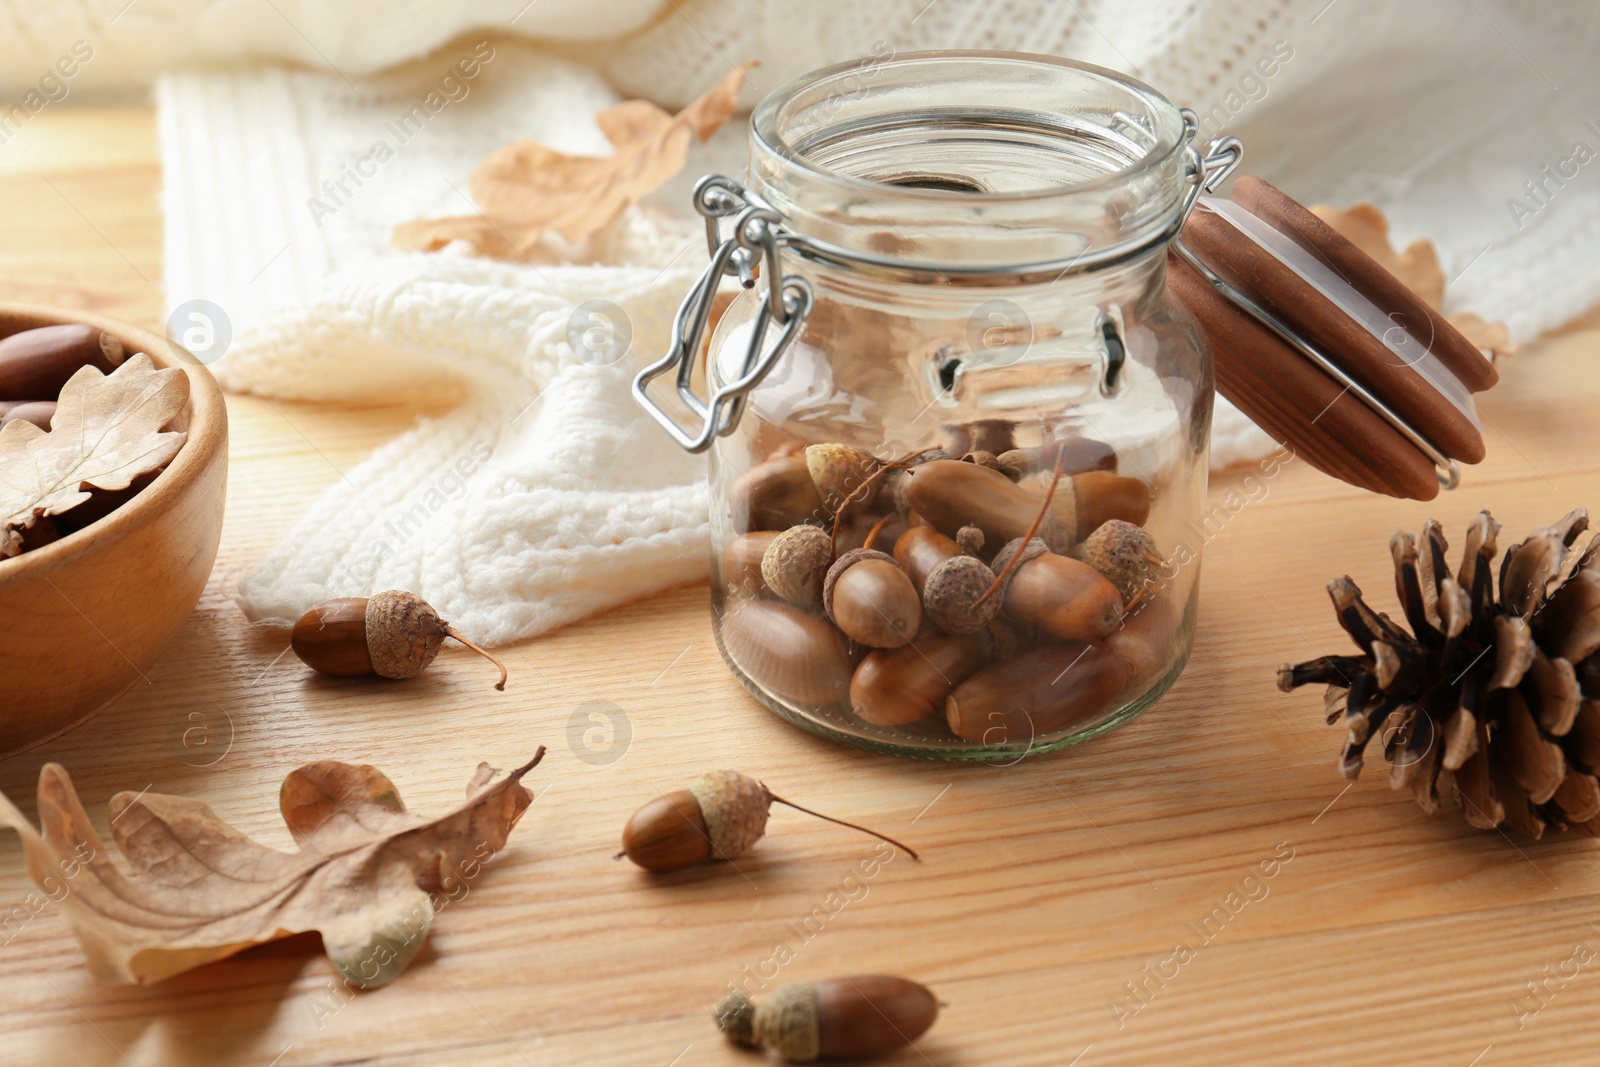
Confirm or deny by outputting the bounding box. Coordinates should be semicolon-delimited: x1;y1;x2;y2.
4;106;1600;1067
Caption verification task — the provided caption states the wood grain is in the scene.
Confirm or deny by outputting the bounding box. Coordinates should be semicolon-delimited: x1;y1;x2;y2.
4;106;1600;1067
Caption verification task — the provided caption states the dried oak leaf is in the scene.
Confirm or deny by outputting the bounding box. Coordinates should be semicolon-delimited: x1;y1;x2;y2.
0;748;545;988
0;353;188;557
394;64;753;260
1312;201;1516;360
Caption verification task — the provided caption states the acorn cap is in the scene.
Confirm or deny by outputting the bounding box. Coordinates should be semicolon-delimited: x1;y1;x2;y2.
955;524;986;556
755;982;821;1062
714;993;758;1046
760;525;833;608
688;770;772;860
921;554;1001;635
805;443;880;518
989;537;1050;602
821;548;898;622
1072;519;1159;600
1174;175;1497;501
365;590;450;680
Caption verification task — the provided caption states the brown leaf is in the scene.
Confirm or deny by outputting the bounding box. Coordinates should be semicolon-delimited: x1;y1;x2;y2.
0;749;545;987
1311;202;1515;360
396;65;753;260
0;354;188;557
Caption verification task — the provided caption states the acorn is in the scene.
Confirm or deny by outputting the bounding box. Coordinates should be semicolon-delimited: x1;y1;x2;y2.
851;630;990;725
806;443;881;519
962;449;1003;473
893;526;962;592
761;524;834;608
724;530;780;595
1070;470;1152;534
905;459;1073;553
823;549;921;648
732;452;827;531
1105;590;1181;692
0;400;55;430
0;323;125;400
290;590;508;689
620;770;919;871
994;448;1039;481
946;641;1126;744
991;537;1124;642
1073;519;1162;600
720;597;854;706
715;975;938;1061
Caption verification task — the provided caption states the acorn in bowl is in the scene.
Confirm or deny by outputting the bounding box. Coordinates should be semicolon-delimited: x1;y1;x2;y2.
0;303;227;755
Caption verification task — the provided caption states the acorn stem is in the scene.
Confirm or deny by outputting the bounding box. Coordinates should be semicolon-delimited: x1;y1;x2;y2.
827;446;944;556
444;627;509;690
975;451;1064;608
861;513;895;552
829;462;896;556
767;793;921;861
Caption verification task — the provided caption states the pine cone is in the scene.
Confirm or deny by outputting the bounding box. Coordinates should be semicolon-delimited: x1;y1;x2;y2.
1279;509;1600;837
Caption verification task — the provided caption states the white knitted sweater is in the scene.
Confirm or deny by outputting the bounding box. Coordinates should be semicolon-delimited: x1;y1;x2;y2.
13;0;1597;642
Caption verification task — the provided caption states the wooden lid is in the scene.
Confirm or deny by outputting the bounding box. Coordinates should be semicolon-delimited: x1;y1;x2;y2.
1173;176;1497;500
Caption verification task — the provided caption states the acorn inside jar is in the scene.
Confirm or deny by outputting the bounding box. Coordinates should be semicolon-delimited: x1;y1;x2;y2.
714;424;1195;758
640;52;1215;758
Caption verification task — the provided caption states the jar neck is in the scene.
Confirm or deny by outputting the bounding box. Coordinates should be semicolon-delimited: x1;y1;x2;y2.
788;243;1171;325
750;51;1190;280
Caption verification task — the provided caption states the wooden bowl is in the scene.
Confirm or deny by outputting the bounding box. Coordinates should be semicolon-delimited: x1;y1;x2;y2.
0;303;227;756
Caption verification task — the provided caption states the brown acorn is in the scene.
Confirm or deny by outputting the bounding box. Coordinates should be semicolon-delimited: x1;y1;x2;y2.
1071;470;1152;534
0;323;125;400
851;630;991;725
906;459;1074;553
1105;590;1181;693
291;590;507;689
823;548;921;648
620;770;919;871
724;530;780;595
992;537;1124;642
893;526;962;591
715;975;938;1061
720;598;854;706
946;641;1126;744
994;448;1039;481
0;400;55;430
732;453;827;531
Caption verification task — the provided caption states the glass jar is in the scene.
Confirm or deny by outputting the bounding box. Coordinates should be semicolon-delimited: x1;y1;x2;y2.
639;51;1232;759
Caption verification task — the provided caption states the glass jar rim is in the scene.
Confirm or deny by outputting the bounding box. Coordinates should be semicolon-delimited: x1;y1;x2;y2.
750;49;1189;206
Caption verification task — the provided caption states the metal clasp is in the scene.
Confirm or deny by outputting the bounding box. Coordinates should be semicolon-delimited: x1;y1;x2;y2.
1178;109;1243;223
631;176;814;452
634;122;1247;455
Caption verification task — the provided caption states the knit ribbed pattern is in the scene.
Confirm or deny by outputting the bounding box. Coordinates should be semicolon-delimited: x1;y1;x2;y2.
229;253;712;645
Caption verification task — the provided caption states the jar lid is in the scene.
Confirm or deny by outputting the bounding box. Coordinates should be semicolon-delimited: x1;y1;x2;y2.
1169;176;1498;500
